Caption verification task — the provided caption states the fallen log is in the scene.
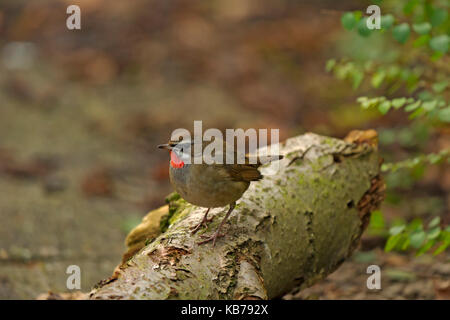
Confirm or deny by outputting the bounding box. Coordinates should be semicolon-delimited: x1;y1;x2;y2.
90;130;385;299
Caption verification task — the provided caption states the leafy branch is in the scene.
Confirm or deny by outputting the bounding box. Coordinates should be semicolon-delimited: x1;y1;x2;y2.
329;0;449;256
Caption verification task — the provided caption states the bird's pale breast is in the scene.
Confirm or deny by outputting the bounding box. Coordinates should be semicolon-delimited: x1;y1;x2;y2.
169;164;250;208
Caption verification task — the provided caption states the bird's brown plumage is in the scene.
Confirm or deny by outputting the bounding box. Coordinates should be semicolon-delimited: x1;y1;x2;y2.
158;136;283;245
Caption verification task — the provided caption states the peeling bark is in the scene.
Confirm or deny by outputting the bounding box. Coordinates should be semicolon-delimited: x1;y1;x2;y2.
90;131;385;300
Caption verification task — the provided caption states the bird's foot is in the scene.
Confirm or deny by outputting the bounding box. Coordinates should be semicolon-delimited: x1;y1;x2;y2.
197;231;226;247
190;215;214;235
196;203;234;246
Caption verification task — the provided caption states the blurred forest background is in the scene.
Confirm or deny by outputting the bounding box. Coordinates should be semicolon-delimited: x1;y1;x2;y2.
0;0;448;299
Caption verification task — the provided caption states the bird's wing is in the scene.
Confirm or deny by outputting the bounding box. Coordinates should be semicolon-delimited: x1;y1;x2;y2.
217;162;263;182
216;144;283;182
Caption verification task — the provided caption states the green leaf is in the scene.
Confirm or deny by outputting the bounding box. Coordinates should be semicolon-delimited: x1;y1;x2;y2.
390;225;405;235
404;100;421;112
351;69;364;89
421;100;437;111
407;218;423;231
393;23;410;44
353;11;363;21
442;230;450;240
429;152;444;164
430;8;448;27
433;241;449;255
413;34;431;47
406;74;420;93
335;62;355;80
417;90;432;101
371;71;386;88
396;234;410;251
369;210;385;230
381;14;395;29
341;12;357;30
364;60;375;72
416;239;435;256
385;234;401;252
387;65;401;78
410;230;426;248
325;59;336;72
400;237;410;250
428;153;443;164
427;227;441;240
431;51;444;61
412;22;431;35
357;96;368;104
428;217;441;228
433;233;449;255
409;107;425;119
429;35;449;53
357;96;376;109
438;107;450;123
378;100;392;114
432;81;448;93
357;17;371;37
392;97;407;109
403;0;419;15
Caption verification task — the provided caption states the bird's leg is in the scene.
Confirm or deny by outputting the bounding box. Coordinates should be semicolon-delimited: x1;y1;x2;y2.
198;202;236;247
190;208;213;234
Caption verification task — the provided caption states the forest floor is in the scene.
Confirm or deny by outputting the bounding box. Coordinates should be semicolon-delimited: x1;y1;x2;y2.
0;0;448;299
285;250;450;300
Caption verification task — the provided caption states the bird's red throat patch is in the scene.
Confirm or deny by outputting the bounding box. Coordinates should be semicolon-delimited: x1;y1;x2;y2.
170;151;185;168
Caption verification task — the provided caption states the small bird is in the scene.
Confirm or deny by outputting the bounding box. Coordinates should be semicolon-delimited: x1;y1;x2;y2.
158;137;282;246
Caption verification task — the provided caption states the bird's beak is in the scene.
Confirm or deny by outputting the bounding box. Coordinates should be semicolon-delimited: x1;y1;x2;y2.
157;144;172;150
